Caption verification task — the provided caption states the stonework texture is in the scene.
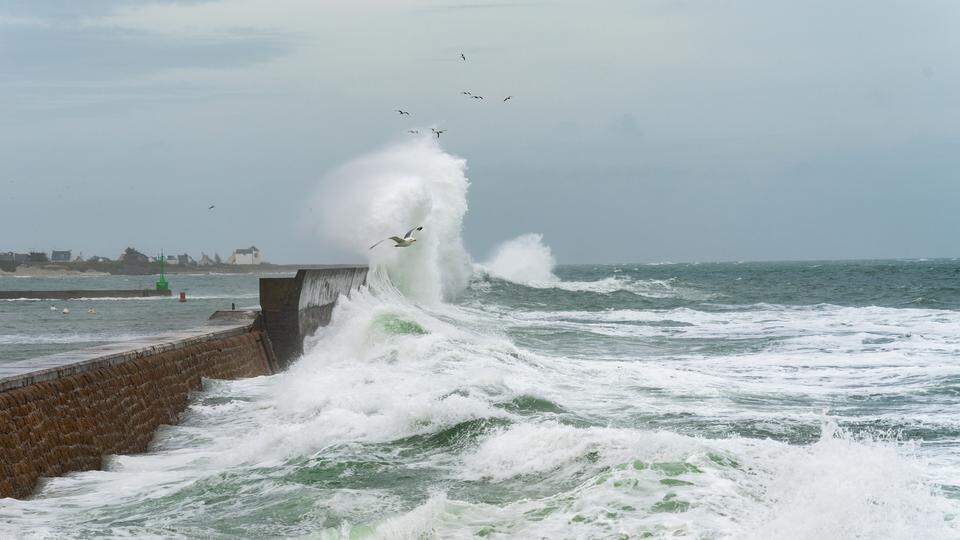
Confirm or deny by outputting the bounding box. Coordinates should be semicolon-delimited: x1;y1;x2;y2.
0;331;272;499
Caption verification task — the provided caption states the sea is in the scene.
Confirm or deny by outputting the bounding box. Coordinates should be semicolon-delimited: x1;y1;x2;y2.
0;273;265;363
1;259;958;539
2;139;959;538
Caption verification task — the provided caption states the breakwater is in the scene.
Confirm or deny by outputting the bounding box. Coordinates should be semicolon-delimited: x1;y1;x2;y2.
0;289;172;300
0;266;367;499
260;266;368;369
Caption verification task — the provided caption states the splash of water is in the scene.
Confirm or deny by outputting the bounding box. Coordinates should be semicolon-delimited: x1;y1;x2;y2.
481;233;559;286
310;137;472;303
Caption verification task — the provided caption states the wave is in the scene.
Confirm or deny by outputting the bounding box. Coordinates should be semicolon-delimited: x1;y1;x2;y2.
480;233;559;285
309;137;472;304
476;235;711;298
7;279;954;538
474;271;711;299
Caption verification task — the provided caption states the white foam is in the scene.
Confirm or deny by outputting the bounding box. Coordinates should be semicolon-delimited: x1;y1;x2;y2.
742;421;956;539
480;233;559;286
309;138;472;304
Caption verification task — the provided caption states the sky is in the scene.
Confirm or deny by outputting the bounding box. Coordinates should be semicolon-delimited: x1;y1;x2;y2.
1;0;958;264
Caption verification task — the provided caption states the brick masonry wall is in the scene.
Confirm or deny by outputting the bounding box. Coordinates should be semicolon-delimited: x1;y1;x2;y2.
0;331;273;499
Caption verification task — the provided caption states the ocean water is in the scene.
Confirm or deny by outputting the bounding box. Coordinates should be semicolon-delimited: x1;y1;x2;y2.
0;273;271;363
2;139;959;538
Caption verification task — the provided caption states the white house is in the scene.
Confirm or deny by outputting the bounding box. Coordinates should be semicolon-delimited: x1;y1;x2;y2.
227;246;262;265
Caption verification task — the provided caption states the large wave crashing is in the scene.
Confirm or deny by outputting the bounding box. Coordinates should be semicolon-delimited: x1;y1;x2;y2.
310;137;472;304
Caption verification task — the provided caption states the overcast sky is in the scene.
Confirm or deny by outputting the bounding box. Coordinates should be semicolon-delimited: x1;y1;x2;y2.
2;0;958;263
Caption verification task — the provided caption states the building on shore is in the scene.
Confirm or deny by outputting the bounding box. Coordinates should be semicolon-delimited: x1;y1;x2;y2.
119;247;150;264
28;252;48;263
198;253;214;266
51;250;71;262
0;252;22;272
1;253;32;264
177;254;195;266
227;246;262;265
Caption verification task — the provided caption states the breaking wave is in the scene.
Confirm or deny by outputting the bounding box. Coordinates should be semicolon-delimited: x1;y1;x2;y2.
310;137;472;304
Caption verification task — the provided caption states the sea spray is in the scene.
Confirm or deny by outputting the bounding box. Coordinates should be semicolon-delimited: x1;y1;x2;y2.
481;233;559;286
310;137;472;303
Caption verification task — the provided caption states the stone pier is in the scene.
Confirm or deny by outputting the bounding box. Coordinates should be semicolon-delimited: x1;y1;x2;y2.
0;266;367;499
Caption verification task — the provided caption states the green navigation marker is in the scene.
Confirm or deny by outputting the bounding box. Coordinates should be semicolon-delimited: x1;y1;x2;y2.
156;252;169;291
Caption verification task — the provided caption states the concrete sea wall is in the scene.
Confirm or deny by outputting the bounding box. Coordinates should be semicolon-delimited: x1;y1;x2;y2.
260;266;368;369
0;266;367;499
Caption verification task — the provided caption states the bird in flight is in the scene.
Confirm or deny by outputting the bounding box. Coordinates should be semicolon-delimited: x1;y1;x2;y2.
431;128;446;138
460;52;467;61
369;226;423;249
208;205;215;210
472;95;484;100
461;91;472;95
503;96;513;102
396;109;410;115
407;129;420;134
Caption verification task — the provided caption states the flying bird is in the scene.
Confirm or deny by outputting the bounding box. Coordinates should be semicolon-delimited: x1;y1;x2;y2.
472;95;484;100
460;52;466;61
208;204;215;210
369;226;423;249
396;109;410;115
407;129;420;134
503;96;512;102
431;128;446;138
461;91;472;95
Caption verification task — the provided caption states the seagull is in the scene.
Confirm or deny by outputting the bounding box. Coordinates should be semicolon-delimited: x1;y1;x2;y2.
472;95;484;100
407;129;420;134
87;308;96;314
396;109;410;115
460;52;467;61
431;128;446;138
208;204;215;210
461;91;472;95
369;226;423;249
62;308;70;315
50;305;57;311
503;96;512;102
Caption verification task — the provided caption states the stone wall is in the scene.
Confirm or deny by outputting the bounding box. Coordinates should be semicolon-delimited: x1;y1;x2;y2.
0;330;272;499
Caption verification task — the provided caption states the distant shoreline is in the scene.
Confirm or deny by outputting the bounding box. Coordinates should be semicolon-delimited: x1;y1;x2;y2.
0;262;340;277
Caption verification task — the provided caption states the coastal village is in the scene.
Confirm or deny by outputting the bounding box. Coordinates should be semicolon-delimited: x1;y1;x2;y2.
0;246;265;274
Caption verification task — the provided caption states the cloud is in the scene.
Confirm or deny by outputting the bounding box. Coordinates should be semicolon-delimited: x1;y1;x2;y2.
81;0;418;37
0;15;50;28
